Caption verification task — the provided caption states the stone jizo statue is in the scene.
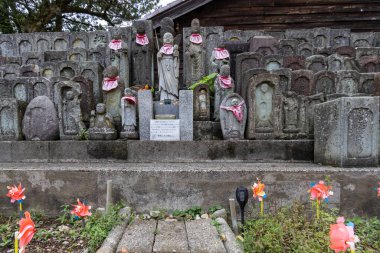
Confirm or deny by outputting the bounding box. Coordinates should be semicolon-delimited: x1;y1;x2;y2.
220;93;247;140
157;32;179;101
120;88;138;139
132;20;152;86
214;65;234;121
109;34;129;85
210;40;230;73
103;66;125;122
89;103;117;140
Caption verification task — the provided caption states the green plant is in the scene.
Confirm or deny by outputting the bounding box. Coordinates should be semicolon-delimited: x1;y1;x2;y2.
77;128;89;140
242;202;380;253
57;204;75;225
82;203;124;252
208;204;223;214
172;206;203;220
211;218;222;234
189;73;218;95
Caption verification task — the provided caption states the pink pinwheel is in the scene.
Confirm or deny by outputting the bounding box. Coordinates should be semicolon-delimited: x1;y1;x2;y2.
18;211;35;253
6;183;26;203
71;199;92;218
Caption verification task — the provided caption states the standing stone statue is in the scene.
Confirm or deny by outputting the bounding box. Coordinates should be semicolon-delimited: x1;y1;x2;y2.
210;40;230;73
56;81;85;140
108;34;129;86
120;88;138;139
88;103;117;140
132;20;153;86
255;83;274;129
157;32;179;101
184;18;206;87
283;91;300;133
102;66;125;122
214;65;234;121
220;93;247;140
194;84;210;121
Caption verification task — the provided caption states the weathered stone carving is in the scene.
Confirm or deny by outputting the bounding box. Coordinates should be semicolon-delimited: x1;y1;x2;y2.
283;91;301;134
314;96;379;167
71;76;94;123
89;103;117;140
22;96;59;141
330;29;351;48
132;20;153;86
109;33;129;86
247;73;282;139
22;52;44;65
336;70;360;96
157;32;179;101
160;17;182;48
290;70;314;96
20;65;40;77
283;56;305;70
241;68;268;102
306;55;327;73
120;88;138;139
235;53;263;94
56;81;85;139
193;84;210;121
102;66;125;122
297;42;314;58
210;39;230;74
214;65;234;121
301;93;325;136
225;41;250;80
271;68;292;94
355;47;380;61
224;29;263;42
0;99;26;140
184;19;206;87
249;36;278;56
314;70;336;95
264;55;283;71
285;29;312;43
220;93;246;140
359;73;376;95
278;39;299;56
358;56;380;73
312;28;331;48
327;54;345;71
334;46;355;58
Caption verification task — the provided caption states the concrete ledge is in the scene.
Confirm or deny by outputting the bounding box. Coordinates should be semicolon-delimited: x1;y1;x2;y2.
0;140;314;162
0;163;378;217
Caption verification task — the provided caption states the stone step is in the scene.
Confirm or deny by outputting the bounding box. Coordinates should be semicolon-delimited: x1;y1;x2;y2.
117;219;157;253
186;219;227;253
153;221;190;253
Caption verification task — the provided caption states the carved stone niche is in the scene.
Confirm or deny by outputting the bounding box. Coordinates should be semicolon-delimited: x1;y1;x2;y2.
290;70;314;96
302;92;325;137
67;48;88;62
0;98;26;140
355;47;380;62
306;55;327;73
284;29;312;43
89;47;107;68
314;47;334;57
334;46;356;58
327;54;346;71
263;55;283;71
220;93;247;140
235;53;263;94
313;70;336;96
20;65;40;77
330;29;351;48
69;32;89;50
225;41;250;80
71;76;95;123
0;56;22;66
51;32;69;51
16;35;33;55
0;64;20;79
278;39;299;56
56;81;85;140
249;36;278;56
271;68;292;94
282;91;303;137
29;77;52;100
312;27;331;48
359;73;376;95
0;34;17;57
246;73;282;140
40;62;58;79
283;56;305;71
297;42;314;58
34;32;52;52
58;61;79;80
372;73;380;96
358;56;380;73
314;96;379;167
0;78;13;99
193;84;210;121
80;61;104;105
336;70;360;96
374;32;380;47
241;68;268;102
22;52;44;65
224;29;263;42
44;51;68;62
351;32;374;48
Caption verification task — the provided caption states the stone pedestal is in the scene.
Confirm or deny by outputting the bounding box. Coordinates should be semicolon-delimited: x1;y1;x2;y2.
314;96;379;167
179;90;193;140
138;90;153;140
0;99;26;140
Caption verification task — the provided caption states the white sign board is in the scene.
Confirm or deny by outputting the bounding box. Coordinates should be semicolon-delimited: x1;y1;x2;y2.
150;120;180;141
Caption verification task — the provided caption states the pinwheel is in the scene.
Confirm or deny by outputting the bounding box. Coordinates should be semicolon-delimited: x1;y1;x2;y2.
16;211;35;253
308;180;333;219
330;217;359;253
71;198;92;226
252;178;267;216
6;183;26;218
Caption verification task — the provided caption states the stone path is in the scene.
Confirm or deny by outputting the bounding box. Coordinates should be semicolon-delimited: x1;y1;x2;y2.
116;219;230;253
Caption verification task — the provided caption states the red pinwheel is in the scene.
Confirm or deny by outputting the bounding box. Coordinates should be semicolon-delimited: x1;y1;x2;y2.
18;211;35;253
71;199;92;218
309;180;333;201
6;183;26;203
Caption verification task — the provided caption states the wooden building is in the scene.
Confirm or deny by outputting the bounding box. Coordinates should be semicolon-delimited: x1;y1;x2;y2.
145;0;380;32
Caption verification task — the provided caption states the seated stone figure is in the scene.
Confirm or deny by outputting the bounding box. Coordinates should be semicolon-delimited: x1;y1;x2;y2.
88;103;117;140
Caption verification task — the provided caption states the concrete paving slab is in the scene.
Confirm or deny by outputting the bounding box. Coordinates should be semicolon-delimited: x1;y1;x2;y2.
186;219;227;253
117;219;157;253
153;221;190;253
